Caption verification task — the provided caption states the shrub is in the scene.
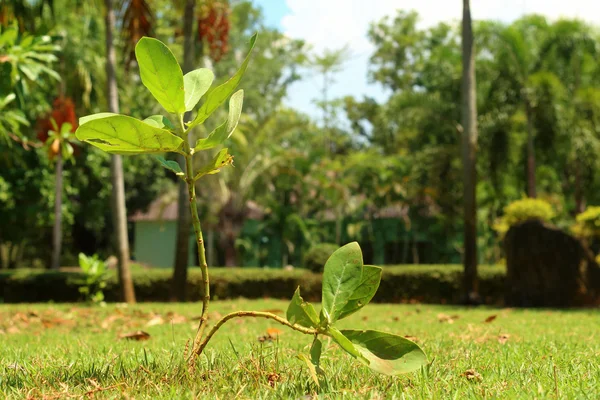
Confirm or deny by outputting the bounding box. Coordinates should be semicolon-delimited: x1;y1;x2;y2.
494;198;555;236
572;206;600;239
303;243;340;272
75;253;108;304
0;265;506;305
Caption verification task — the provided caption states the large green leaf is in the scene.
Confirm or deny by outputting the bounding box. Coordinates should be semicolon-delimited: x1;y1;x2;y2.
184;68;214;112
135;37;186;114
340;330;427;375
76;115;184;154
194;90;244;151
188;33;257;129
286;287;319;328
79;112;117;125
328;327;363;359
321;242;364;324
337;265;382;320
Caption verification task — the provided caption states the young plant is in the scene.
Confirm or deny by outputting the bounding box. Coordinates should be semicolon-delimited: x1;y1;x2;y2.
76;253;108;305
74;34;427;377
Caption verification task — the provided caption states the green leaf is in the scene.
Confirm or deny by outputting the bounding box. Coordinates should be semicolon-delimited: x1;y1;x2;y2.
321;242;364;324
184;68;214;112
79;113;117;126
135;37;186;114
194;90;244;151
310;337;322;367
188;33;257;129
143;115;175;130
297;353;320;387
0;93;16;109
155;156;183;175
286;287;319;328
193;148;233;180
340;330;427;375
338;265;382;320
328;326;363;359
76;115;184;155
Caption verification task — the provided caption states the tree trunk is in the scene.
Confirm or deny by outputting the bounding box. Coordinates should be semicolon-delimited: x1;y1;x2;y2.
171;0;196;301
218;197;243;267
206;229;215;267
51;152;63;270
461;0;479;304
105;0;136;303
525;101;537;198
574;159;585;214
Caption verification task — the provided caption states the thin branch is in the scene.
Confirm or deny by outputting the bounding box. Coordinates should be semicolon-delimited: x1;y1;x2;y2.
193;311;319;357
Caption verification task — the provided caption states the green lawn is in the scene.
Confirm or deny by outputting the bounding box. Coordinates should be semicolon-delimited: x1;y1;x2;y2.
1;300;598;399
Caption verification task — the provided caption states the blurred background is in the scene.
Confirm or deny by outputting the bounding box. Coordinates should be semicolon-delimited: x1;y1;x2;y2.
1;0;599;279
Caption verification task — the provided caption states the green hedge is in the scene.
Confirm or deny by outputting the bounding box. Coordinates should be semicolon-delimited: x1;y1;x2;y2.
0;265;506;304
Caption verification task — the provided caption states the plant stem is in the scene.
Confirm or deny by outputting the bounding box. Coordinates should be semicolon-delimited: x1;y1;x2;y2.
179;117;210;366
194;311;319;356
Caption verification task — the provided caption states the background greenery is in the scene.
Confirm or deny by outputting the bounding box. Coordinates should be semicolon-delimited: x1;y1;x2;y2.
2;1;600;270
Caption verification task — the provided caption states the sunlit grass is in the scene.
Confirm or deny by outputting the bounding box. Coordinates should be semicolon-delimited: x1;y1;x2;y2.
1;300;598;399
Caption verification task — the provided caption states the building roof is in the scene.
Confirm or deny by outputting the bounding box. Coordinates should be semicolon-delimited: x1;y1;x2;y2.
130;197;179;222
130;197;265;222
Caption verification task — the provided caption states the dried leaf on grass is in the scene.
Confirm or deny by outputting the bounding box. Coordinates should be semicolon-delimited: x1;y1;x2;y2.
437;313;459;324
267;372;281;387
484;315;497;323
462;369;482;381
266;327;283;337
145;315;165;327
119;331;151;341
498;333;510;344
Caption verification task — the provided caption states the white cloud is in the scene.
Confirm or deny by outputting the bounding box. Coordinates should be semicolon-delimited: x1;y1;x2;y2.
280;0;600;119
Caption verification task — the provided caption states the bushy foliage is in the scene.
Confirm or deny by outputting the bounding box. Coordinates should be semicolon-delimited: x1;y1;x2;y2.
494;198;555;236
303;243;339;272
0;264;506;304
572;206;600;239
75;253;107;304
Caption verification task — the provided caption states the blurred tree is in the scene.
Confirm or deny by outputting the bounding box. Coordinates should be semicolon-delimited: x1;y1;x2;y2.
104;0;136;302
461;0;479;303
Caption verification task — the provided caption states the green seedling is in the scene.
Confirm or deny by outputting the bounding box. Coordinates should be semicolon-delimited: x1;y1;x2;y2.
74;33;427;378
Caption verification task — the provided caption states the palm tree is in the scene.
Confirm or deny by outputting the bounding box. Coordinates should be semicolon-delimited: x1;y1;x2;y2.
482;16;550;197
104;0;135;303
461;0;478;303
537;20;598;213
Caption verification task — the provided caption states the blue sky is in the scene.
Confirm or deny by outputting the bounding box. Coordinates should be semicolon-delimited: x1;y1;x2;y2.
252;0;600;122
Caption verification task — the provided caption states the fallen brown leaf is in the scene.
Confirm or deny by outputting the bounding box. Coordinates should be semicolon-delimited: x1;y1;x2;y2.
484;315;497;323
7;326;20;334
120;331;151;341
145;315;165;327
164;312;188;324
266;327;283;338
267;372;281;387
462;369;482;381
101;314;122;329
437;313;457;324
498;333;510;344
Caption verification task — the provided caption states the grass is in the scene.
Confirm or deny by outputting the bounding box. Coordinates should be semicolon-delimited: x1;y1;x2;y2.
0;300;598;399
